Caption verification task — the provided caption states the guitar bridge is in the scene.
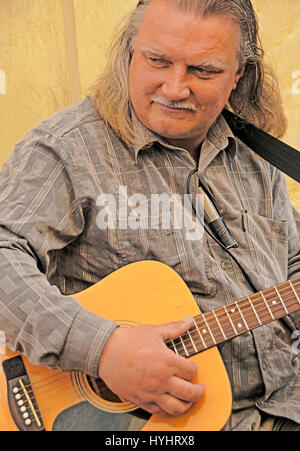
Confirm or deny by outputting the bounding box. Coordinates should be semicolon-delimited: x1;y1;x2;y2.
2;355;45;431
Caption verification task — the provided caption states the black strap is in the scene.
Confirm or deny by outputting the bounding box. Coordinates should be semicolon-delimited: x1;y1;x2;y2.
223;109;300;183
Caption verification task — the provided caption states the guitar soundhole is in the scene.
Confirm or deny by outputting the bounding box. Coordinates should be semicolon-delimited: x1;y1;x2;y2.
86;376;123;403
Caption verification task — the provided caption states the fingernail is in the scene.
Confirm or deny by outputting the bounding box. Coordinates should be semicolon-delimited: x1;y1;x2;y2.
183;316;194;324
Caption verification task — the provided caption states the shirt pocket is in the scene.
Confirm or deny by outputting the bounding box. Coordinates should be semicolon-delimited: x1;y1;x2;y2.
239;211;288;288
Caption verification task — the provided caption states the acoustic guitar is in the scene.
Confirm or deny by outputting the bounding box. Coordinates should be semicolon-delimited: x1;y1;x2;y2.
0;260;299;431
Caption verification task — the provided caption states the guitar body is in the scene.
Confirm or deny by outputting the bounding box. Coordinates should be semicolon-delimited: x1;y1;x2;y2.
0;261;232;431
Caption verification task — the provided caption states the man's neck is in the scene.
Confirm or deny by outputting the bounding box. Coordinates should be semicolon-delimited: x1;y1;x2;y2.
189;145;201;165
166;136;203;164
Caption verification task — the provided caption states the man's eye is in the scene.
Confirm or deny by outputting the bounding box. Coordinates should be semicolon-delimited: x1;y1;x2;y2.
195;68;211;75
194;67;220;78
149;57;167;65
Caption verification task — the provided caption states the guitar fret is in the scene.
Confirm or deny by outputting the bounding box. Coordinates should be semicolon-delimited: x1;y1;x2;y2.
268;287;289;319
193;318;207;350
290;280;300;304
171;339;179;355
274;286;289;314
196;315;216;347
260;291;275;320
234;301;249;331
180;335;189;357
212;310;227;341
202;314;216;345
276;281;300;315
223;306;238;335
247;296;262;325
213;306;235;339
187;330;198;353
236;298;259;330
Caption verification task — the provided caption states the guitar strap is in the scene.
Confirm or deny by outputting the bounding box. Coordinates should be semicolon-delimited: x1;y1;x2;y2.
223;109;300;183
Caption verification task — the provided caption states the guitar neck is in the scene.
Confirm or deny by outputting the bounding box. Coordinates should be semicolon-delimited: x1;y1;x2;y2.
167;277;300;357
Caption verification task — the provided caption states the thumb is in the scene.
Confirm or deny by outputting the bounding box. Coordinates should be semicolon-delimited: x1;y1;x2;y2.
159;316;194;341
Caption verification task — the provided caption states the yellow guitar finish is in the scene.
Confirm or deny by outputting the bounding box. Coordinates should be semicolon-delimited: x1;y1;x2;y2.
0;260;232;431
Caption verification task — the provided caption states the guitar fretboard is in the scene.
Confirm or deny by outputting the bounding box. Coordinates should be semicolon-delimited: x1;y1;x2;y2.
166;277;300;357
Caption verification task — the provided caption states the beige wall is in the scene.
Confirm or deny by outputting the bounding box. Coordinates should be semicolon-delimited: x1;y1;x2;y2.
0;0;299;209
252;0;300;211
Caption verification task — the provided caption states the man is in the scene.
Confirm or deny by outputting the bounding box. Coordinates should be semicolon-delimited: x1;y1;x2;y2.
0;0;299;431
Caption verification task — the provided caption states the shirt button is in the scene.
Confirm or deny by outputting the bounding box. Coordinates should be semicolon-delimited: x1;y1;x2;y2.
220;262;227;270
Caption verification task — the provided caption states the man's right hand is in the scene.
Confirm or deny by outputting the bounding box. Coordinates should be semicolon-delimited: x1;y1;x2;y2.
98;317;205;416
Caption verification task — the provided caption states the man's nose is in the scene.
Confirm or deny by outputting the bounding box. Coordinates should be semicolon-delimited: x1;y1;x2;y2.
161;68;191;100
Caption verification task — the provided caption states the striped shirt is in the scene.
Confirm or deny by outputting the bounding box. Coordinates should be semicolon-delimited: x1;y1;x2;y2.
0;97;299;430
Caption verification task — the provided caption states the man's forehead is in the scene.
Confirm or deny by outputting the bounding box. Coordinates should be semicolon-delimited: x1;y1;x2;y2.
135;2;242;62
137;0;241;37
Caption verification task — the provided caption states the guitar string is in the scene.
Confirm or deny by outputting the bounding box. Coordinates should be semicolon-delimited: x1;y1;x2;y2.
17;375;76;398
194;289;299;339
15;374;116;418
178;282;300;350
20;372;117;404
16;388;85;423
22;381;116;408
193;281;300;329
169;294;300;353
20;363;131;406
17;281;300;404
18;374;130;419
18;364;120;401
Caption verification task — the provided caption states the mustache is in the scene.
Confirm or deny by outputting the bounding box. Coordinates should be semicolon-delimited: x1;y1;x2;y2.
150;96;198;113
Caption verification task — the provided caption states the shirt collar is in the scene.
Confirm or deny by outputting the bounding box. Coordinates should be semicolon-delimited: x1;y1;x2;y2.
131;109;161;159
132;109;237;163
206;113;236;153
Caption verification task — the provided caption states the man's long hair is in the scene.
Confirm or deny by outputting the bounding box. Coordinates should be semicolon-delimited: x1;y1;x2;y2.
89;0;287;147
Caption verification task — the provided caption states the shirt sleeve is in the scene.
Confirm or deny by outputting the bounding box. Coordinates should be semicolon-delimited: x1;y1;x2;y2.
0;128;118;377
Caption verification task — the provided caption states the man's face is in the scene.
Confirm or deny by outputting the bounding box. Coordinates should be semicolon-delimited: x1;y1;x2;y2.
129;0;244;151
